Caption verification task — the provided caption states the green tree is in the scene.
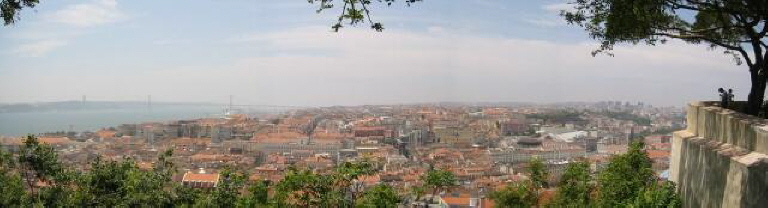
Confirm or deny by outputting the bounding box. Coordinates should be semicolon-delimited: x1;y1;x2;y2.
597;142;654;207
490;158;549;208
563;0;768;115
551;161;593;207
74;156;174;207
273;167;339;207
16;135;79;207
0;148;27;206
238;180;270;207
309;0;422;32
356;184;401;208
71;150;182;207
528;157;549;190
173;185;202;207
0;0;39;25
489;182;537;208
208;167;246;207
411;185;426;202
336;159;377;207
36;171;78;207
421;168;457;203
18;135;63;194
629;181;682;208
74;156;135;207
271;160;381;208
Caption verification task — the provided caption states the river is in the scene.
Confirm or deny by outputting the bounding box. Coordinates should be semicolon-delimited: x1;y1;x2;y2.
0;105;226;137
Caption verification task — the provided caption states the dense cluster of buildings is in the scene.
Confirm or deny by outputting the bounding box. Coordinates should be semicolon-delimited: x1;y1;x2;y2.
0;101;684;207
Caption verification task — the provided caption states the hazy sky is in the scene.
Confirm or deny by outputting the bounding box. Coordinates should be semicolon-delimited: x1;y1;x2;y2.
0;0;750;107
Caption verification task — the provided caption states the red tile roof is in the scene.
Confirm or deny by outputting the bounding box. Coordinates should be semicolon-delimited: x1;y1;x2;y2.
38;137;72;144
646;150;671;158
182;173;220;183
442;197;471;205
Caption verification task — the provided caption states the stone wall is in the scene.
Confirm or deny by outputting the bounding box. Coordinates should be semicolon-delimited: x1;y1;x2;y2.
670;101;768;208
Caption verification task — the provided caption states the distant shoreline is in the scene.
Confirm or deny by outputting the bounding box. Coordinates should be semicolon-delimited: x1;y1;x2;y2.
0;105;226;137
0;101;224;114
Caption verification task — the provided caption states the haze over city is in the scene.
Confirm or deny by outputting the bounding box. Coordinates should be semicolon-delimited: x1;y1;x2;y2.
0;0;748;107
4;1;768;207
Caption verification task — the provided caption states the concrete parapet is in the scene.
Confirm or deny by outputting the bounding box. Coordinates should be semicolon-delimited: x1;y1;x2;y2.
685;102;768;154
672;102;768;208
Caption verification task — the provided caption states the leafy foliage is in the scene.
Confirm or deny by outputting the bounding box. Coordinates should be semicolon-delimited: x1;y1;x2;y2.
356;184;401;208
3;136;682;208
0;148;26;206
563;0;768;115
336;159;378;207
491;142;681;208
601;111;652;126
19;135;63;188
308;0;422;32
273;167;338;207
0;0;38;25
411;184;426;201
527;111;584;124
272;159;387;208
629;181;682;208
528;157;549;190
421;168;457;202
597;142;655;207
551;161;593;207
239;180;270;207
489;181;537;208
490;157;548;208
208;167;247;207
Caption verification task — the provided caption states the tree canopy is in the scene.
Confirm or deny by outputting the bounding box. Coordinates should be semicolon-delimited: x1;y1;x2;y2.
421;168;457;203
528;157;550;190
489;182;537;208
551;160;592;207
357;184;401;208
563;0;768;115
0;135;403;207
597;142;656;207
309;0;422;32
490;142;680;207
0;0;39;25
2;137;682;207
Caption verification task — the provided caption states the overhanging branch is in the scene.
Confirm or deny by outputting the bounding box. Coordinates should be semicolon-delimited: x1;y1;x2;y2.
651;30;754;67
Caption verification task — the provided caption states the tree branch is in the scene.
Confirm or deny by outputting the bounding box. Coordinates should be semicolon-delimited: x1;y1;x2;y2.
359;0;383;31
664;0;702;12
332;1;349;32
360;1;374;26
683;0;743;15
652;30;754;67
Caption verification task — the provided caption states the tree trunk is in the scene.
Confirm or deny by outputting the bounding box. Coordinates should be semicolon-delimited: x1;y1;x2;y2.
745;66;767;116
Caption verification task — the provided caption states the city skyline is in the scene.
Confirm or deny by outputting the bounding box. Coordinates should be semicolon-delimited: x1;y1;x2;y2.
0;0;748;107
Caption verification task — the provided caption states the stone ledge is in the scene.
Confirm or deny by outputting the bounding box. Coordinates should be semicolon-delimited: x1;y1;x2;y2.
672;102;768;207
735;152;768;167
685;136;755;162
686;101;768;155
672;133;768;208
673;130;695;140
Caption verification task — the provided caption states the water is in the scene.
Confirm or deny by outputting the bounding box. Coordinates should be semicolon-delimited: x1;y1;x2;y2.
0;105;225;137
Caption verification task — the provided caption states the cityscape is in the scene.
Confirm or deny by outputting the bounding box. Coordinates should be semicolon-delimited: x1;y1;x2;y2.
2;0;767;207
0;101;684;207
